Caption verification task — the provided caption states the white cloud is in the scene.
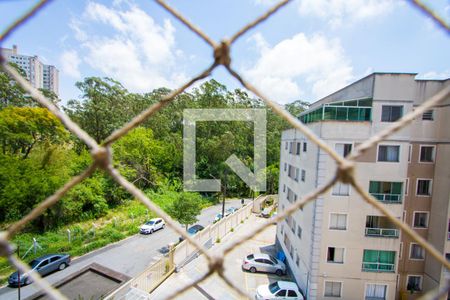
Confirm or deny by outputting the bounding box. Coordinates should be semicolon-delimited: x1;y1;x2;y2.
297;0;395;28
417;70;450;80
243;33;354;104
70;1;187;92
60;50;81;79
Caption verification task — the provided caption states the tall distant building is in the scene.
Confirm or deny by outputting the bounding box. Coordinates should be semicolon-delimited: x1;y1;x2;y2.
277;73;450;300
1;45;59;95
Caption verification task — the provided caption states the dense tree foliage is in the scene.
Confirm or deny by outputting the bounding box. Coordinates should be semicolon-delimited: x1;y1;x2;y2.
0;73;306;232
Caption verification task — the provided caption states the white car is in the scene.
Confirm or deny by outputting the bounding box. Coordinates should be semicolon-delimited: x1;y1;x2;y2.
140;218;165;234
255;281;304;300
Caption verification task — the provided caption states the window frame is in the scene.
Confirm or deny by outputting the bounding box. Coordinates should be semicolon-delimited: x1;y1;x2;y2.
406;275;423;292
412;211;429;229
409;243;426;261
422;110;434;121
364;283;388;300
327;246;345;264
301;169;306;182
418;145;435;163
377;145;400;162
329;213;348;230
416;178;432;197
324;281;342;298
381;105;403;122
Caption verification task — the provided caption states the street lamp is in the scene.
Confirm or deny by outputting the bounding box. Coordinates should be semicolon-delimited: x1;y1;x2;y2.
209;171;227;219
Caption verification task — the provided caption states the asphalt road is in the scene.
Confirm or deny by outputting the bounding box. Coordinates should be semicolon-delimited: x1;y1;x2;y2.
0;198;249;300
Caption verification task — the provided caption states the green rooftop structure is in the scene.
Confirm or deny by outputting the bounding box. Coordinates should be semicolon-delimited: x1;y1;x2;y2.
299;98;372;124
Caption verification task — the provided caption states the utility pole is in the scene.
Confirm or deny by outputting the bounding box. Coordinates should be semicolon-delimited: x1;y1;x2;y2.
18;245;21;300
222;168;228;218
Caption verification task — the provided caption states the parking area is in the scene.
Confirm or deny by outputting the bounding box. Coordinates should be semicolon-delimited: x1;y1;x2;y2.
150;214;295;300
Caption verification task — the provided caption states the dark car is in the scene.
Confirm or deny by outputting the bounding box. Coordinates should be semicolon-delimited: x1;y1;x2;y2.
179;224;205;242
8;254;70;287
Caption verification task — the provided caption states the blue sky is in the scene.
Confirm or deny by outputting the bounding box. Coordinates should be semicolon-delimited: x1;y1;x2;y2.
1;0;449;105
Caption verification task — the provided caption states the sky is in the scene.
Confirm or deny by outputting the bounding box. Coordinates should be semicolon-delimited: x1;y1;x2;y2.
0;0;449;105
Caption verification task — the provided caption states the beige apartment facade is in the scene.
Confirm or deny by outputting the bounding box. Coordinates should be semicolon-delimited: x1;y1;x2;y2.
277;73;450;300
1;45;59;95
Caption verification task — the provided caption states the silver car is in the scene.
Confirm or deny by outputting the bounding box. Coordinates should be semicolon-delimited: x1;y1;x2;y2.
8;254;70;287
242;253;286;276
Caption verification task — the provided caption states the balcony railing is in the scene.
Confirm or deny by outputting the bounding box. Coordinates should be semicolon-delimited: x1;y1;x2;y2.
362;262;395;272
365;228;399;238
370;193;402;203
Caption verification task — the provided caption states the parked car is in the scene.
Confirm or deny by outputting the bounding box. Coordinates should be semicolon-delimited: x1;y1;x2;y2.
214;213;223;223
140;218;165;234
260;208;271;218
179;224;205;242
242;253;286;276
225;207;238;216
8;254;70;287
255;281;304;300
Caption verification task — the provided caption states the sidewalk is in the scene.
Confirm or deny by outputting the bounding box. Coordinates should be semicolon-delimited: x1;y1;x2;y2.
149;214;280;300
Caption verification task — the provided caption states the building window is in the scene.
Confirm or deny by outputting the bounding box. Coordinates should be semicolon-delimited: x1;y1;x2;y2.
422;110;434;121
408;145;412;162
336;143;352;157
407;275;423;292
416;179;432;196
410;243;425;260
330;213;347;230
289;142;293;154
365;284;387;300
284;163;287;172
399;242;403;259
294;168;299;182
324;281;342;297
296;254;300;266
327;247;344;263
405;178;409;196
362;250;395;272
413;212;429;228
378;145;400;162
419;145;435;163
381;105;403;122
301;169;306;182
283;184;286;193
448;219;450;240
285;141;288;150
303;142;307;152
369;181;402;203
332;182;350;196
291;219;296;234
296;142;301;155
297;225;302;239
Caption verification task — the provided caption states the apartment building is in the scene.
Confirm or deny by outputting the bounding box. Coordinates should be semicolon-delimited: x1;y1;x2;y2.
277;73;450;300
1;45;59;95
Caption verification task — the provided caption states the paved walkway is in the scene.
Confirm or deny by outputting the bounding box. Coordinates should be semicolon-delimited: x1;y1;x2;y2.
150;214;282;300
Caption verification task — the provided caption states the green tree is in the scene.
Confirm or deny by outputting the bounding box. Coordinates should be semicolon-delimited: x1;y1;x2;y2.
0;107;67;159
0;62;32;108
168;192;203;230
65;77;132;143
285;99;309;117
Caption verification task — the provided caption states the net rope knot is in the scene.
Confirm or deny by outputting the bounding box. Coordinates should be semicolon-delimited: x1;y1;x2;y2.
214;40;231;67
91;147;111;170
208;253;225;275
336;159;355;185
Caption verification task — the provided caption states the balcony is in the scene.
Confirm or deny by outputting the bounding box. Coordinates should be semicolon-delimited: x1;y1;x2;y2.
370;193;402;204
362;262;395;272
362;250;396;273
366;216;399;238
365;228;399;238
